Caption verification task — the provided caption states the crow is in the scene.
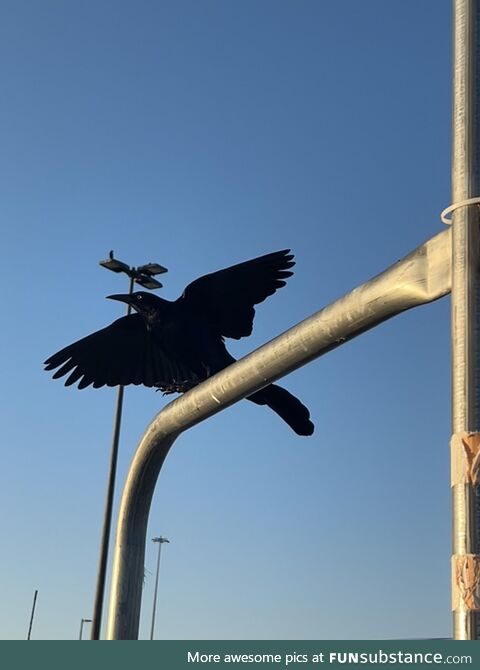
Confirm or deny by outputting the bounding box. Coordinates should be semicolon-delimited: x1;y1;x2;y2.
44;250;314;436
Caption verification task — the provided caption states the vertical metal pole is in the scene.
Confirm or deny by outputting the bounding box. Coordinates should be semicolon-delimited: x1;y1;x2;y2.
91;275;135;640
27;589;38;640
451;0;480;640
150;538;168;640
79;618;91;639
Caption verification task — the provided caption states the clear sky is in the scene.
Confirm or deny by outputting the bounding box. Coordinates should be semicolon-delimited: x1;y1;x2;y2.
0;0;452;640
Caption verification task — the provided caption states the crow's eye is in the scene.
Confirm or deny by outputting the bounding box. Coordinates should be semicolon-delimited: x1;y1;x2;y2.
137;295;143;300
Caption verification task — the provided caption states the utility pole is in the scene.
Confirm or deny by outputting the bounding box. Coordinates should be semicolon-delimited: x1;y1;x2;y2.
450;0;480;640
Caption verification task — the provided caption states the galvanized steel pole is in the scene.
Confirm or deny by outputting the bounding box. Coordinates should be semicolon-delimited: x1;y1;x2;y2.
451;0;480;640
107;229;451;639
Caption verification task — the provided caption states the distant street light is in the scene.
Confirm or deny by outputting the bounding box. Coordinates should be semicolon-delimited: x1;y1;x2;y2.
79;618;92;640
90;252;167;641
150;536;170;640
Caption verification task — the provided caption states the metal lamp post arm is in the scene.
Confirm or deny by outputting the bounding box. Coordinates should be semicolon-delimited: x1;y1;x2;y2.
106;228;451;640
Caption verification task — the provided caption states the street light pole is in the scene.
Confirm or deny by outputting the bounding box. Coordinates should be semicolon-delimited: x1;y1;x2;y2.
27;589;38;640
90;252;167;640
79;618;92;640
150;536;169;640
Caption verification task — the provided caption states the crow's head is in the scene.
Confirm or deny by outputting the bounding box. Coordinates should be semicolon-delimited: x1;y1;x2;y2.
107;291;166;325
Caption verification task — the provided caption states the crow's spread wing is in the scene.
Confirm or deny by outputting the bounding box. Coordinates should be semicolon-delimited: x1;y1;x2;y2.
44;314;201;390
180;249;295;339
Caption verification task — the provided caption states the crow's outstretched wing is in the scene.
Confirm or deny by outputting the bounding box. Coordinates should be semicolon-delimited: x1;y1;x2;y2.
180;249;295;339
44;314;200;390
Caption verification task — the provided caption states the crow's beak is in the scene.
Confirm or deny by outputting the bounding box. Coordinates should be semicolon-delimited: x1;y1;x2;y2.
106;293;133;305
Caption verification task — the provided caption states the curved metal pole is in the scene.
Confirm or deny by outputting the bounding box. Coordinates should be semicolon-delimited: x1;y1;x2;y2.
107;229;451;639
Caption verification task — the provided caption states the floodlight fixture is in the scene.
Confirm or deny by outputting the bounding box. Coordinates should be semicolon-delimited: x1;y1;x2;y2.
137;262;168;276
99;251;131;274
135;275;163;290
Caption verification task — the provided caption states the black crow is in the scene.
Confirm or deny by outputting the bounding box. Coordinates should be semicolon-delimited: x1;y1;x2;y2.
45;250;314;435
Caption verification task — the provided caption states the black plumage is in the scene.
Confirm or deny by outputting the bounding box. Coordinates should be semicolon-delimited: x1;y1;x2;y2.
45;250;314;436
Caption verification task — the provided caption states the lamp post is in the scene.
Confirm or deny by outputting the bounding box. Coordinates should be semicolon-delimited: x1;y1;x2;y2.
27;589;38;640
90;252;167;640
79;618;92;640
150;536;170;640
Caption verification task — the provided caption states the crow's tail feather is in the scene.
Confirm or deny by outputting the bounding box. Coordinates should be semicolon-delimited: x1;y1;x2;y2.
247;384;314;436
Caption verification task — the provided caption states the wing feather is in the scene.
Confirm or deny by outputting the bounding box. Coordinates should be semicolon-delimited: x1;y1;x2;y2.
44;313;195;390
180;249;295;339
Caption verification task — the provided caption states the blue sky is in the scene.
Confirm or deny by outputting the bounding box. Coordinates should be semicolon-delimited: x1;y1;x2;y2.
0;0;452;639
